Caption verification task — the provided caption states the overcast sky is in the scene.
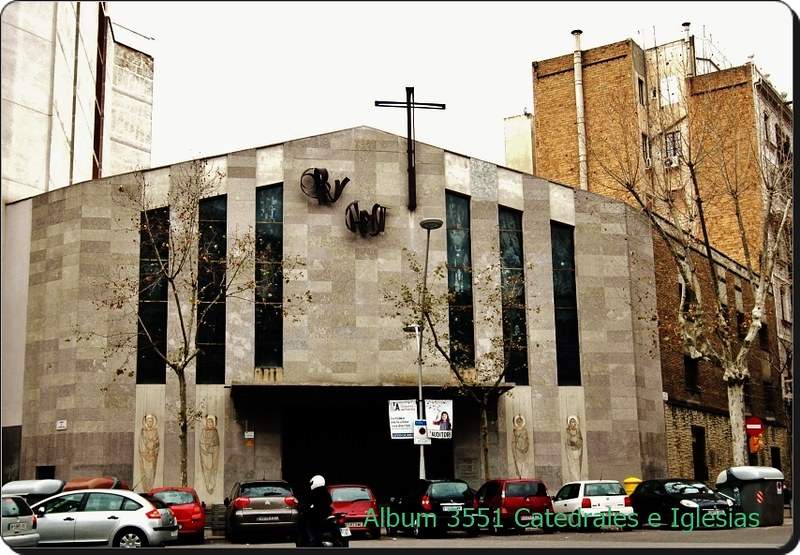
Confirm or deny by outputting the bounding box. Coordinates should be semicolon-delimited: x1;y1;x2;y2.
107;1;794;168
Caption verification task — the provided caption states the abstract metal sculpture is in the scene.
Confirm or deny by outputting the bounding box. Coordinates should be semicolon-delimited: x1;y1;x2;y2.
345;201;387;236
300;168;350;205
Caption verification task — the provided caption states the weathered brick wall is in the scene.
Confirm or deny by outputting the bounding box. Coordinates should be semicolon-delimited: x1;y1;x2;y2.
688;66;763;268
665;405;791;488
532;40;638;202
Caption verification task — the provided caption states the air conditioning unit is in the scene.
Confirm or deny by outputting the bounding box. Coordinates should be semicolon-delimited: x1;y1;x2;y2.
664;156;680;169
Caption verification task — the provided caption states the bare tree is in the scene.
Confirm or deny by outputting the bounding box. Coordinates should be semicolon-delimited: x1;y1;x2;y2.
81;160;309;486
589;61;792;466
383;248;535;479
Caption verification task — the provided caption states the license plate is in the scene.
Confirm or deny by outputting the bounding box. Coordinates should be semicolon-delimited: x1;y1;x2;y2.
8;522;25;532
340;527;352;537
443;505;462;512
346;522;363;528
170;530;179;538
519;514;532;521
257;515;279;522
705;510;725;516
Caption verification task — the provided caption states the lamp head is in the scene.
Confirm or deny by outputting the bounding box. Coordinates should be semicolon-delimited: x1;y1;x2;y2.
420;218;443;231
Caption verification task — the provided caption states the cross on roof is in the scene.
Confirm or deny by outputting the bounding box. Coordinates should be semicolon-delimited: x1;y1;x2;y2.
375;87;445;211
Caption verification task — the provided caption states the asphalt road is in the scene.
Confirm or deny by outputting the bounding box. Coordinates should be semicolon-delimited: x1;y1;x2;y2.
170;520;794;549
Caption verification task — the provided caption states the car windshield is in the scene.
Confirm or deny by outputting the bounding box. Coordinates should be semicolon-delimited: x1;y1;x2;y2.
584;483;626;496
665;482;711;496
331;487;372;502
152;491;195;505
241;483;291;497
506;482;546;497
430;482;469;499
2;497;32;517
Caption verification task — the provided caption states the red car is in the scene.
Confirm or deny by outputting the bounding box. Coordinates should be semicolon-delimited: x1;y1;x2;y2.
148;487;206;543
475;478;555;533
328;484;380;539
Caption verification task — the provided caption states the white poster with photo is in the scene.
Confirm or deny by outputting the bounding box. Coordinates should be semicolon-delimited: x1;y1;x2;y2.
388;399;417;439
425;399;453;439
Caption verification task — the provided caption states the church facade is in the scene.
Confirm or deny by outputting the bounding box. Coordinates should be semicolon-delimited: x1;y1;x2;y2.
14;126;666;502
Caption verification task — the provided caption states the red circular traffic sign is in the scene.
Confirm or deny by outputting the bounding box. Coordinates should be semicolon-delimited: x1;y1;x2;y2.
745;416;764;437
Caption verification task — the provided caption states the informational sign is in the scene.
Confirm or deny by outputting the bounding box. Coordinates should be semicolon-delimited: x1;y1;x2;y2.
389;400;417;439
425;399;453;439
55;419;67;431
243;431;255;439
414;420;431;445
745;416;764;436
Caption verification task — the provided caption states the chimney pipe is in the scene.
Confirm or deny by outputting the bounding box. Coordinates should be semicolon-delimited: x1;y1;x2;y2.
571;30;588;191
682;22;695;77
682;21;691;41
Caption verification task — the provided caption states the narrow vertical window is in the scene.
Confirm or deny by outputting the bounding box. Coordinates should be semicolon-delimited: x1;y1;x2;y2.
446;192;475;368
137;207;169;384
196;195;227;384
691;426;708;481
637;77;645;106
551;221;581;386
684;355;699;392
255;184;284;368
499;207;528;385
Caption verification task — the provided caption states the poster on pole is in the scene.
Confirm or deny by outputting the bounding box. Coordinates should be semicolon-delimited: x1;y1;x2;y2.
425;399;453;439
388;400;417;439
414;420;431;445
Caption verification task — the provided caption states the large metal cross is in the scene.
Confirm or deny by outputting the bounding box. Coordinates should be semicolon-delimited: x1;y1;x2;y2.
375;87;445;211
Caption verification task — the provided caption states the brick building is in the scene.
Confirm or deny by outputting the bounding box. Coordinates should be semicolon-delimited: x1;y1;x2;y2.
505;26;792;484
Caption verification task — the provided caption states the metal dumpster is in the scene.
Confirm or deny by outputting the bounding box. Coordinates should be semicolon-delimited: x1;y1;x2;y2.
715;466;784;526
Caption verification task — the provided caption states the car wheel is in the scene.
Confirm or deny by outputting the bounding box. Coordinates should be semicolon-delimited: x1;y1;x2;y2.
386;525;397;537
194;530;206;544
412;523;424;538
113;528;148;548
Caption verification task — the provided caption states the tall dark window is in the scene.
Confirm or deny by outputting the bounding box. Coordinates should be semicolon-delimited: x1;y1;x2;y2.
684;355;699;392
551;222;581;386
136;207;169;384
691;426;708;481
764;381;776;415
446;192;475;368
638;77;645;106
255;184;284;368
196;195;227;384
499;207;528;385
759;324;770;351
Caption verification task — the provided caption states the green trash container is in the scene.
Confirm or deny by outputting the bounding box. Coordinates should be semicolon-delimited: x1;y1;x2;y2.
715;466;784;527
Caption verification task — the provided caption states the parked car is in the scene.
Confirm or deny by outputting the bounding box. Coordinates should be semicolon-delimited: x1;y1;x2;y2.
224;480;298;542
551;480;633;530
1;480;65;506
2;495;39;547
328;484;380;538
630;479;734;528
147;487;206;543
63;477;130;492
386;479;477;538
30;489;178;547
475;478;554;533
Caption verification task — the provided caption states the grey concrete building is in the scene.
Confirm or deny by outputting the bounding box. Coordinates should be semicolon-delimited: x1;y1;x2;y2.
1;1;153;483
13;126;666;502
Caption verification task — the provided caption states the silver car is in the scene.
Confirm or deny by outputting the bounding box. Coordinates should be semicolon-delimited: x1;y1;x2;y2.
30;489;178;547
2;495;40;547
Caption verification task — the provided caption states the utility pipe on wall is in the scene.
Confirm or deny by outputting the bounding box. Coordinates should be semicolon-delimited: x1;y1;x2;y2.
572;30;588;191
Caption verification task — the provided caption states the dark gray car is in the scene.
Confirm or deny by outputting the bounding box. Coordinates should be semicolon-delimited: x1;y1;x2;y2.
224;480;298;542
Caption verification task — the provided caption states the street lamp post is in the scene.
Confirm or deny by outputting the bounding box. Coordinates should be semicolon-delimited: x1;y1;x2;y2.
405;217;443;480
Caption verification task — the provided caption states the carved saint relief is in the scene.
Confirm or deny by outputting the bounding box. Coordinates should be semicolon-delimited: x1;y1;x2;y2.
199;415;221;494
564;415;584;483
138;414;160;491
512;414;529;454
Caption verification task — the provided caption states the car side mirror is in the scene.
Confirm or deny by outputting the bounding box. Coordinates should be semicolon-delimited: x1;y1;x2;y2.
223;497;230;507
36;506;46;516
201;501;206;509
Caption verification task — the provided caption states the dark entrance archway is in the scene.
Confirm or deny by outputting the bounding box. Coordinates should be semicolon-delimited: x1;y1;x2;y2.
279;387;454;502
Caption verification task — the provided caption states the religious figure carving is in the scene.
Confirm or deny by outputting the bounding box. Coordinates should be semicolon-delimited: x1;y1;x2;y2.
138;414;159;491
564;415;584;482
345;201;387;236
511;414;529;478
300;168;349;205
199;415;221;494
